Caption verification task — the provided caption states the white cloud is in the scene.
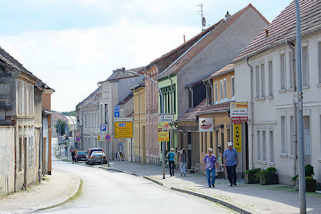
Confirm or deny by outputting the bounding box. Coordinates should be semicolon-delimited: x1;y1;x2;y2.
0;21;199;111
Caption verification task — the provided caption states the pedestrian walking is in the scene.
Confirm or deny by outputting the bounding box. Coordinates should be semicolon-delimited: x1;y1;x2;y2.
71;149;76;164
167;148;176;176
179;149;187;177
204;148;217;188
223;142;238;186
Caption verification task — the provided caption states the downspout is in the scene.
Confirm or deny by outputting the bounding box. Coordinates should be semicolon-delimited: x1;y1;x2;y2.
14;121;17;192
287;41;298;177
39;114;43;182
169;76;174;150
246;56;255;169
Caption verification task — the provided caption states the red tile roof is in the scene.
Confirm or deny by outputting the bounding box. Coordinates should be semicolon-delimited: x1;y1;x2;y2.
179;100;231;122
235;0;321;62
159;4;269;80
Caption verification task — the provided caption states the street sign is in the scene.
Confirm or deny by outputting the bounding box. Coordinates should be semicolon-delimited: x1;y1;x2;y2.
105;134;111;142
114;105;120;111
114;121;133;138
100;124;107;132
114;111;120;118
114;117;133;122
233;123;242;152
159;114;174;122
230;102;248;123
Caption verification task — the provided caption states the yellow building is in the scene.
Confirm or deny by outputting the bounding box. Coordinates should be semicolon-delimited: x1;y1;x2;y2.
132;83;146;163
198;64;235;174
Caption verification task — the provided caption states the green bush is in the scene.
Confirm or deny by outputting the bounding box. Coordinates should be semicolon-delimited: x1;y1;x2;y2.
305;164;314;177
306;176;316;192
245;168;261;184
259;167;278;185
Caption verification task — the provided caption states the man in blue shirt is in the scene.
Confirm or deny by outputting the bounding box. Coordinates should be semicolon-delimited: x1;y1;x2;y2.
223;142;238;186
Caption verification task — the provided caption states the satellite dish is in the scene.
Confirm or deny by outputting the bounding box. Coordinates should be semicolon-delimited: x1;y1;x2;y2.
202;17;206;27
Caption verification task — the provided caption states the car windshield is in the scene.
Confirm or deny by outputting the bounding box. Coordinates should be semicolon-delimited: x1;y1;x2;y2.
92;152;104;156
77;152;86;155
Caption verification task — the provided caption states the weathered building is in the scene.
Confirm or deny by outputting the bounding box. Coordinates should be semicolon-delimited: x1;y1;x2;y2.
0;47;53;194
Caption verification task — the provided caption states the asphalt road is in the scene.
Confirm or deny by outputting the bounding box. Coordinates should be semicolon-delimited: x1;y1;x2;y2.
37;161;233;214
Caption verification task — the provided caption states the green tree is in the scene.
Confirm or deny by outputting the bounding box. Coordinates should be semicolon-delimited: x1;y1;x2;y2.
55;119;67;136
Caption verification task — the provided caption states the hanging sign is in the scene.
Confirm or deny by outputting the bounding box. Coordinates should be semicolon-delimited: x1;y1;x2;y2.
199;118;214;132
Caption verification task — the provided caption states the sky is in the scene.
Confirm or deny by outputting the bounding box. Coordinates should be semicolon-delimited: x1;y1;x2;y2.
0;0;292;112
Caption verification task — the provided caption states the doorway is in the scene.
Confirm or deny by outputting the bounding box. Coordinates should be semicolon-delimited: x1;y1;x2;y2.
187;132;192;169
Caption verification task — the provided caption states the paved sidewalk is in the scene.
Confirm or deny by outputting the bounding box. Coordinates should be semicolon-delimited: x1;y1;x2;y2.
104;161;321;214
0;169;81;214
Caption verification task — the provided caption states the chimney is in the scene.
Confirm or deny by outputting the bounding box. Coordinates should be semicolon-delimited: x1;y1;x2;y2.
265;28;269;38
183;35;186;43
225;11;231;21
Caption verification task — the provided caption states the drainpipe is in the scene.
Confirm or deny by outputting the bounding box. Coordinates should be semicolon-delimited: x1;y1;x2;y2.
287;41;298;177
246;56;255;169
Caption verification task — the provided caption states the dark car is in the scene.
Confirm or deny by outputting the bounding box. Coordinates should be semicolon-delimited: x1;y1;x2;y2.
76;151;88;162
87;151;108;165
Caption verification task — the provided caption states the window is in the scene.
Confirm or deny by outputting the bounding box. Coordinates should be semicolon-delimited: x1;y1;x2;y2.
302;46;309;87
201;133;204;153
269;130;274;162
19;137;22;171
289;51;295;89
318;42;321;84
280;54;286;90
220;80;223;100
208;85;212;104
257;131;261;160
268;61;273;96
231;76;235;97
281;116;287;153
188;89;193;108
261;64;265;97
290;116;295;155
303;116;311;155
255;65;260;98
214;82;218;103
205;132;208;153
210;132;213;149
173;89;176;113
262;131;266;161
223;79;227;98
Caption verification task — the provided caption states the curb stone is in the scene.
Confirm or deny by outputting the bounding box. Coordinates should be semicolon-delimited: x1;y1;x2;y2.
32;177;82;213
143;176;164;186
170;187;252;214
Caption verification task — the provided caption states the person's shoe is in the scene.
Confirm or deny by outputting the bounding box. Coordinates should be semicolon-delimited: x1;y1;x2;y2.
208;185;211;188
234;183;238;186
230;183;233;187
212;184;215;188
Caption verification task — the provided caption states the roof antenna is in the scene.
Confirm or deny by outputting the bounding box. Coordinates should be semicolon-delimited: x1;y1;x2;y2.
197;3;206;31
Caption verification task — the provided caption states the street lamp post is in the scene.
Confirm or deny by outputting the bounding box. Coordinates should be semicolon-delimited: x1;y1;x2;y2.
295;0;306;213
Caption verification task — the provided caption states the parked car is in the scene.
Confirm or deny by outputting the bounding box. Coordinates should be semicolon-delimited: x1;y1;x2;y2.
87;151;108;165
87;148;104;159
75;151;88;162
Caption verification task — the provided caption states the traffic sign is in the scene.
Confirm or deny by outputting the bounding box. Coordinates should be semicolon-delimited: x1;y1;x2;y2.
114;105;120;111
105;134;111;142
100;124;107;132
159;114;174;122
114;112;120;118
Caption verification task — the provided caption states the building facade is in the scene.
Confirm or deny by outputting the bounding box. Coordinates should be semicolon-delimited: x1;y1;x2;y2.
158;4;268;172
0;47;52;194
234;0;321;184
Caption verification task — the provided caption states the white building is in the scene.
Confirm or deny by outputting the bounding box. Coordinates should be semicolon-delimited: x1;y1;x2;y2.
234;0;321;184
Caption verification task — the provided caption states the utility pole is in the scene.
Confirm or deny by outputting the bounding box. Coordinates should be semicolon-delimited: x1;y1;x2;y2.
295;0;306;213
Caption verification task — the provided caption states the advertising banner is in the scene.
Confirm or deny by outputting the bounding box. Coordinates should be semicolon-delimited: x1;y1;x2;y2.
233;123;242;152
158;122;170;142
199;118;214;132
